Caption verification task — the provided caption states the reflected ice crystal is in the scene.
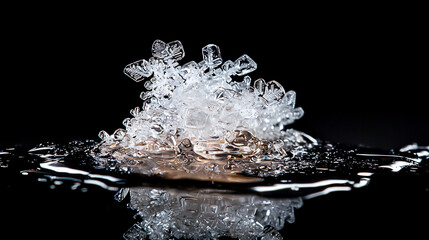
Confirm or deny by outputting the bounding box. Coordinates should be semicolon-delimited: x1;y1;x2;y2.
122;187;302;240
95;40;313;175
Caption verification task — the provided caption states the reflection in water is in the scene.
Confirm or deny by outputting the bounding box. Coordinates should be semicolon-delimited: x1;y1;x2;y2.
1;141;428;239
117;187;302;240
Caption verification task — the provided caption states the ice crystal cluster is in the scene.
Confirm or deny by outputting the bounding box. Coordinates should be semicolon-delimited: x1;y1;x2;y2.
96;40;307;163
120;187;302;240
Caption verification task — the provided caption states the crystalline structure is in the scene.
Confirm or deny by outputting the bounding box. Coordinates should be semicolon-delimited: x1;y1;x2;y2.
93;40;315;179
202;44;222;68
121;187;303;240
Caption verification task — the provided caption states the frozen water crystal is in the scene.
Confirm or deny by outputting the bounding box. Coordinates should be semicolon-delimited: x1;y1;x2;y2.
93;40;313;178
234;54;257;76
124;59;153;82
263;80;286;105
185;108;209;129
202;44;223;69
254;78;266;96
165;40;185;61
151;39;168;59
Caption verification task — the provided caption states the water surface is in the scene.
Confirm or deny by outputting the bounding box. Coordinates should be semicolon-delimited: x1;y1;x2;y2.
1;140;428;239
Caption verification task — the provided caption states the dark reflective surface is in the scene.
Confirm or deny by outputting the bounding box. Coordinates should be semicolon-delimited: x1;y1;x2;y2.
1;140;428;239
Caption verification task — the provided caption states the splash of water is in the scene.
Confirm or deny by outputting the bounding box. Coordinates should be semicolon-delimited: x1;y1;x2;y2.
2;141;427;193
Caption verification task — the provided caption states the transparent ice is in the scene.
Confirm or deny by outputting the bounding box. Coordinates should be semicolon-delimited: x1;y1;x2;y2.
94;40;314;177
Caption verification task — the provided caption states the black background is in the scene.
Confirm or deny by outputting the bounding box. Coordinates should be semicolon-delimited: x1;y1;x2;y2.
1;3;428;240
2;5;427;149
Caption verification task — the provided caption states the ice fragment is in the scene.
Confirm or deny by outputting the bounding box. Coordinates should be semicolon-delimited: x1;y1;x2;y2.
180;61;198;78
98;130;110;141
151;39;168;59
202;44;223;68
140;91;153;101
284;90;296;108
222;60;234;72
185;109;209;129
166;40;185;61
293;107;304;119
254;78;266;96
124;59;153;82
113;128;126;140
234;54;257;76
264;80;286;105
